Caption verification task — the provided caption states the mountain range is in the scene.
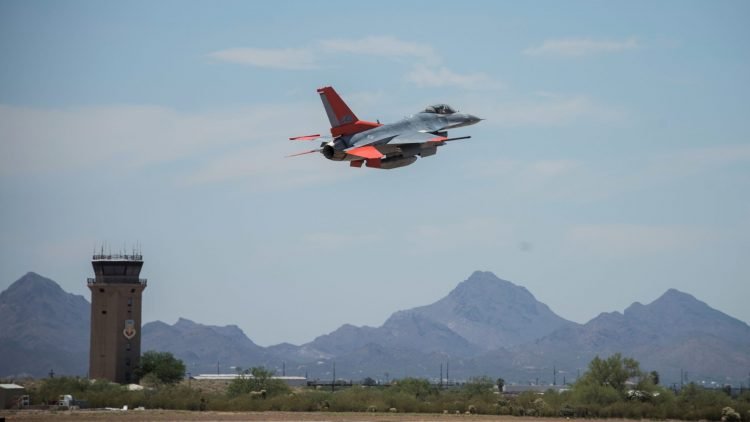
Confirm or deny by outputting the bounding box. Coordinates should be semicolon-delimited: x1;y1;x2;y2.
2;271;748;386
0;272;90;378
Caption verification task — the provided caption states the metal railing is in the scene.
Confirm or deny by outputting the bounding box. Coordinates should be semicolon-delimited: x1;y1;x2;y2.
92;253;143;261
87;278;147;286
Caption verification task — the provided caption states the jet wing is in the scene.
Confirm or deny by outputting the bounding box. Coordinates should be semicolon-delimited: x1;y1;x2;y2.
345;132;471;159
383;132;471;155
389;131;449;144
345;145;384;159
388;131;471;145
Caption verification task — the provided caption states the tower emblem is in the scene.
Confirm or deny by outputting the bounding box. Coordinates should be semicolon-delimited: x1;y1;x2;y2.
123;319;136;339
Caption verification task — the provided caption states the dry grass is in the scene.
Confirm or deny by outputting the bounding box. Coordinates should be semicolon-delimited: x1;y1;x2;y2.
0;410;660;422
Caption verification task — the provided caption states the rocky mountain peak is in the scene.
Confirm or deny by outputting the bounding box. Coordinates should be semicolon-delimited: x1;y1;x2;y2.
3;271;748;383
623;287;750;337
446;271;538;313
624;288;712;319
1;272;89;321
175;316;195;324
0;272;91;377
158;318;256;345
652;288;702;307
1;272;65;300
409;271;573;350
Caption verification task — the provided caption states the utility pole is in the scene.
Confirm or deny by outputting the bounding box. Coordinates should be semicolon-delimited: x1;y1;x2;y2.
282;361;286;377
332;362;336;392
553;365;557;386
440;363;443;388
447;361;450;386
680;368;684;388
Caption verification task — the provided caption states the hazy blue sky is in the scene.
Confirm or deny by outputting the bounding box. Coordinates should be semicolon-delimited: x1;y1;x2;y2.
1;1;748;346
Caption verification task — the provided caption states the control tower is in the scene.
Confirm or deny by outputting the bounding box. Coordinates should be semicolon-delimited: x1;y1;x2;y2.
87;251;147;384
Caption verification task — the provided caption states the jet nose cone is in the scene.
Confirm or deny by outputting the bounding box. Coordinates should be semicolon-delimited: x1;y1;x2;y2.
466;114;483;125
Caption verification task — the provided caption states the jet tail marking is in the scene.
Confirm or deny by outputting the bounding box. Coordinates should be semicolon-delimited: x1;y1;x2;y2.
317;86;381;137
318;86;357;127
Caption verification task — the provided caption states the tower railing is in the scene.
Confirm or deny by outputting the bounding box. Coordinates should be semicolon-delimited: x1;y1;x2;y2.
92;253;143;261
87;278;147;286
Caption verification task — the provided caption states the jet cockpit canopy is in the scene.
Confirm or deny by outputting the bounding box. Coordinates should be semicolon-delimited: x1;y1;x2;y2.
423;104;456;115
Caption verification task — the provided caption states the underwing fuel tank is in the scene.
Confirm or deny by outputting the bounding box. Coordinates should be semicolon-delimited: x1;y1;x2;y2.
366;156;418;169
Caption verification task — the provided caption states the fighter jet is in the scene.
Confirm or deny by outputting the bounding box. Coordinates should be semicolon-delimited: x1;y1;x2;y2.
289;86;482;169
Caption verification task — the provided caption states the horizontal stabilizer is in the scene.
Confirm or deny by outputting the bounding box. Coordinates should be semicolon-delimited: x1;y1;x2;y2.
289;134;322;141
346;145;384;159
286;148;321;158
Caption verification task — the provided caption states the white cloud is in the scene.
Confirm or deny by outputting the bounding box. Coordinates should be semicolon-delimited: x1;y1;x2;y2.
208;36;503;90
302;232;382;250
528;159;581;177
403;218;514;255
471;158;580;179
209;47;317;70
406;65;503;91
0;102;351;190
611;144;750;192
524;37;639;57
481;94;626;127
319;36;438;64
464;157;587;201
320;36;505;90
184;144;354;191
667;144;750;168
565;224;716;256
466;142;750;204
210;36;440;71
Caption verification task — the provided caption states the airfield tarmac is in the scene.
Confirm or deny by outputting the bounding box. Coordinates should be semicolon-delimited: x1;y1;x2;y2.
0;411;639;422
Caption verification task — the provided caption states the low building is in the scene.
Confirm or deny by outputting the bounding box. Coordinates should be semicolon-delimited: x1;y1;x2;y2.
0;383;26;409
192;374;308;387
503;384;569;395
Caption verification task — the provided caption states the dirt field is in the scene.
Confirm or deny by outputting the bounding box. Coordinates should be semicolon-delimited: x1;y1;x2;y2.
0;410;643;422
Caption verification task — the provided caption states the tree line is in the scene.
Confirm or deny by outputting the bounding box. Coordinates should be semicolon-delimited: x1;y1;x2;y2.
12;352;750;420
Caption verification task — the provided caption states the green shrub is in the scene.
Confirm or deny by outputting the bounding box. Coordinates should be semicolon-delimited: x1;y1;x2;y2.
135;351;185;385
722;406;741;422
227;366;290;398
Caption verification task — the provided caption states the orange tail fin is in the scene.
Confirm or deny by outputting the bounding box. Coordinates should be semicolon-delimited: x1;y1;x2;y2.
317;86;380;137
